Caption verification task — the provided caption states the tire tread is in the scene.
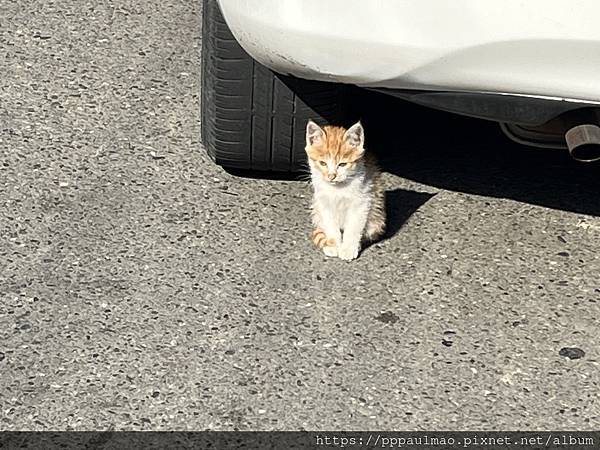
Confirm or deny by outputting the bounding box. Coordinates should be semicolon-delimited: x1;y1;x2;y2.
201;0;345;171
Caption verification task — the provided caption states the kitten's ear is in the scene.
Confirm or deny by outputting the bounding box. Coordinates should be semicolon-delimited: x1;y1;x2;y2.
344;121;365;150
306;120;325;147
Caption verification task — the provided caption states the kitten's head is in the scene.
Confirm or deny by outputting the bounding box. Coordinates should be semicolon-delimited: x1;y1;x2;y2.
305;120;365;184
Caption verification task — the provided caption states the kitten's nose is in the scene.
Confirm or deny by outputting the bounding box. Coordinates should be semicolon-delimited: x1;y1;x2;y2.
327;173;336;181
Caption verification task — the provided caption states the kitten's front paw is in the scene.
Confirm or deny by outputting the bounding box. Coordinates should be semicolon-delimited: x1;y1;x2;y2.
322;245;338;258
338;243;360;261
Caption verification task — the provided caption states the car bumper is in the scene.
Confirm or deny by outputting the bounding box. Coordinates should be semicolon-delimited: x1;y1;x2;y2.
217;0;600;104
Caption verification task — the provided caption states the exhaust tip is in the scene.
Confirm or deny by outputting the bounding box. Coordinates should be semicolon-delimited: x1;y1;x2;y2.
565;124;600;162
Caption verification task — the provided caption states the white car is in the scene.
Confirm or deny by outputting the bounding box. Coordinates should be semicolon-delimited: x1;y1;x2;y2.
201;0;600;171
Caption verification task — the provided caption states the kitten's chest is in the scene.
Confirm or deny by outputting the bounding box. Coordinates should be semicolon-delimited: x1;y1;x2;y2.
314;180;366;211
326;193;351;218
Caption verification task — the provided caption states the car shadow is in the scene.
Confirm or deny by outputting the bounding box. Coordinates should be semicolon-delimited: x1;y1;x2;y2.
348;88;600;217
225;87;600;218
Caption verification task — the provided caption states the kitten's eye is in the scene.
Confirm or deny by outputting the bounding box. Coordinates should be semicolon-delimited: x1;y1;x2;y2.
338;162;347;167
318;161;327;167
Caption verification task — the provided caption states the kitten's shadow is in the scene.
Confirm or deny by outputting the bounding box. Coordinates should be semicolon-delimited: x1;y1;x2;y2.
365;188;435;249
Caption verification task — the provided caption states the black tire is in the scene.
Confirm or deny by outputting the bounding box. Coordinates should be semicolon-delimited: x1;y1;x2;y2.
201;0;346;172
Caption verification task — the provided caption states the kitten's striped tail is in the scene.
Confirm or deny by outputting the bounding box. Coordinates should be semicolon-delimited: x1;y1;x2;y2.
311;229;334;249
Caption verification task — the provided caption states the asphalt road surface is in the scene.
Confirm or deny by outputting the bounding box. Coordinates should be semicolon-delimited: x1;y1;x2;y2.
1;0;600;431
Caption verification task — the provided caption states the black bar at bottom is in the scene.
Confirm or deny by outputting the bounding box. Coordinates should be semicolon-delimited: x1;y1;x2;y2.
0;431;598;450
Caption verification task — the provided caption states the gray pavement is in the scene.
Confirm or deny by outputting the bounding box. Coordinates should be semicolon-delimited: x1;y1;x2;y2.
1;0;600;431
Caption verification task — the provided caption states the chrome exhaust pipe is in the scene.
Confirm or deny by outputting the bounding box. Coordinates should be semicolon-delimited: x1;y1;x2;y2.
565;124;600;162
500;108;600;161
564;110;600;162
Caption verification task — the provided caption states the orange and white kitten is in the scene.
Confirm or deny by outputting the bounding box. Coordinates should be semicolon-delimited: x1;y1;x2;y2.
306;120;385;260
